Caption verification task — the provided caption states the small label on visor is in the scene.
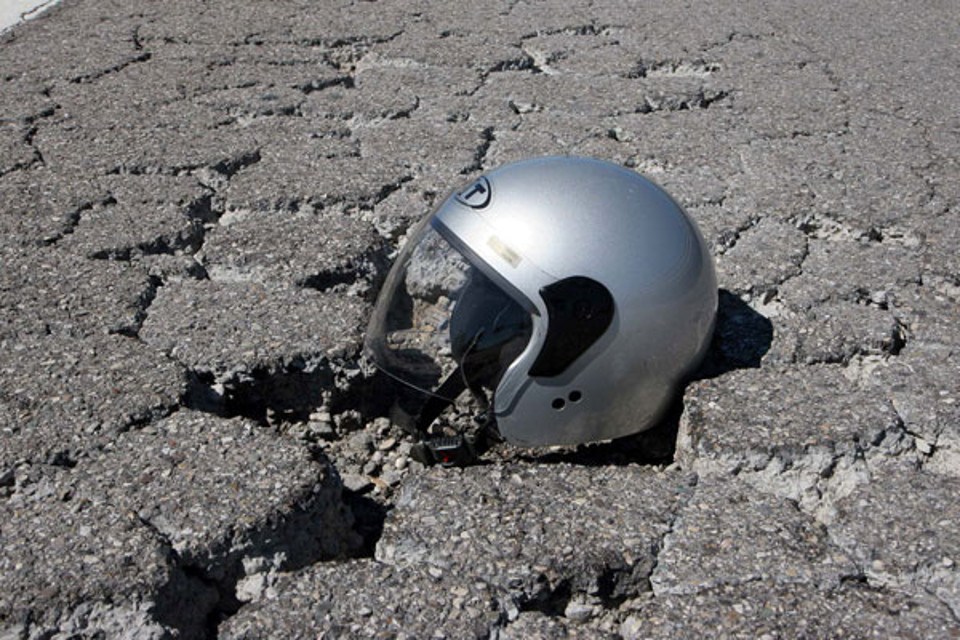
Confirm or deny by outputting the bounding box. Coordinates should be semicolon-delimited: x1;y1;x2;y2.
487;235;522;268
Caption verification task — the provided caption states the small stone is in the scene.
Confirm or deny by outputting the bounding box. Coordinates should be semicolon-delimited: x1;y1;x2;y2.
235;573;266;603
607;126;632;142
349;432;374;453
508;100;539;114
378;437;397;451
408;459;426;473
309;410;332;423
621;616;643;640
394;456;408;470
285;422;309;441
564;601;595;621
371;417;391;434
381;469;403;487
870;290;890;307
308;420;336;439
341;474;373;494
504;599;520;622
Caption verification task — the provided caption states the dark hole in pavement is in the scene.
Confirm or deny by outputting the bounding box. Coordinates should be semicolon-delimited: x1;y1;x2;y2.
343;489;393;557
184;362;337;425
47;449;79;468
179;564;244;639
184;370;223;414
594;561;652;608
299;268;363;293
519;577;572;617
222;366;332;425
178;289;771;579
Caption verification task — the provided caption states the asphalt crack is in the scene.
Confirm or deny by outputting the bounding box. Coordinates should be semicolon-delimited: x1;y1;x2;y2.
70;51;153;84
649;475;700;597
461;126;495;174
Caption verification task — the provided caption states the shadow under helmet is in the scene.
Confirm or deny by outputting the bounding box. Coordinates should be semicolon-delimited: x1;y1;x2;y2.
365;156;716;454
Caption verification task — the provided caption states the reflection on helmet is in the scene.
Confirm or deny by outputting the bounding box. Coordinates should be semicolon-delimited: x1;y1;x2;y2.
365;156;717;458
449;269;532;399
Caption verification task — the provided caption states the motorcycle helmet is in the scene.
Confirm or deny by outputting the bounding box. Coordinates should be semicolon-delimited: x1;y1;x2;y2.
365;156;716;459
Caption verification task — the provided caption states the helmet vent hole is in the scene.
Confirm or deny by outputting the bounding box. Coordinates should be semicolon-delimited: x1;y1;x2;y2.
551;398;566;410
568;390;583;403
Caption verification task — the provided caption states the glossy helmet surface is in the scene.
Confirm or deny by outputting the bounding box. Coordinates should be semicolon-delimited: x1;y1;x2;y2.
366;156;717;446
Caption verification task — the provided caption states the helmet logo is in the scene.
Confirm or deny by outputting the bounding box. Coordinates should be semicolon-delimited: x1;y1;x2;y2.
455;176;491;209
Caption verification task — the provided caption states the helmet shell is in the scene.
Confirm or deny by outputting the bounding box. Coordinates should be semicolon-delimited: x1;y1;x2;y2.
431;156;716;446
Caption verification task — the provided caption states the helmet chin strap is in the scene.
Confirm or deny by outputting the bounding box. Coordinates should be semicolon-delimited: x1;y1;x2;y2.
413;364;468;434
408;366;479;467
410;332;500;467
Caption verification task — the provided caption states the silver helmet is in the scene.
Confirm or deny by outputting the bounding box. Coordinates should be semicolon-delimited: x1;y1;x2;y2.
365;156;716;456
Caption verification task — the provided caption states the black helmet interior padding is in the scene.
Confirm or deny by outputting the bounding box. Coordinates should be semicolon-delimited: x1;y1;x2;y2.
529;276;615;377
450;268;533;395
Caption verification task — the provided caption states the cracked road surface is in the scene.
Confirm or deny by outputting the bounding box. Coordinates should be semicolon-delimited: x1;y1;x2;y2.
1;0;959;637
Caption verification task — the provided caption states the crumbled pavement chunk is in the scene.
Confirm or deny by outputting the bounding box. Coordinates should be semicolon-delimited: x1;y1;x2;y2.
678;364;903;471
2;409;359;638
783;300;907;365
363;183;440;240
0;469;216;640
57;174;214;260
73;409;360;581
223;118;406;213
618;581;957;639
356;115;489;192
219;560;504;639
34;106;261;177
778;238;923;311
650;475;857;595
376;464;695;608
0;333;187;472
714;218;808;300
676;364;907;513
0;167;107;247
0;247;157;339
140;280;367;378
199;206;384;289
873;348;960;475
830;462;960;618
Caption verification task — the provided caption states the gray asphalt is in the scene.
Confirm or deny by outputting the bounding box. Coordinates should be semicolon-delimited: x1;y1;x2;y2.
1;0;958;638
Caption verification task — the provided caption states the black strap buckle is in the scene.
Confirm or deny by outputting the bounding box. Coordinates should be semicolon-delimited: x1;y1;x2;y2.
411;435;476;468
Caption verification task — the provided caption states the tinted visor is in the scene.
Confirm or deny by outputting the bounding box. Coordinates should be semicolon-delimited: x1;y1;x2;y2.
365;221;533;424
